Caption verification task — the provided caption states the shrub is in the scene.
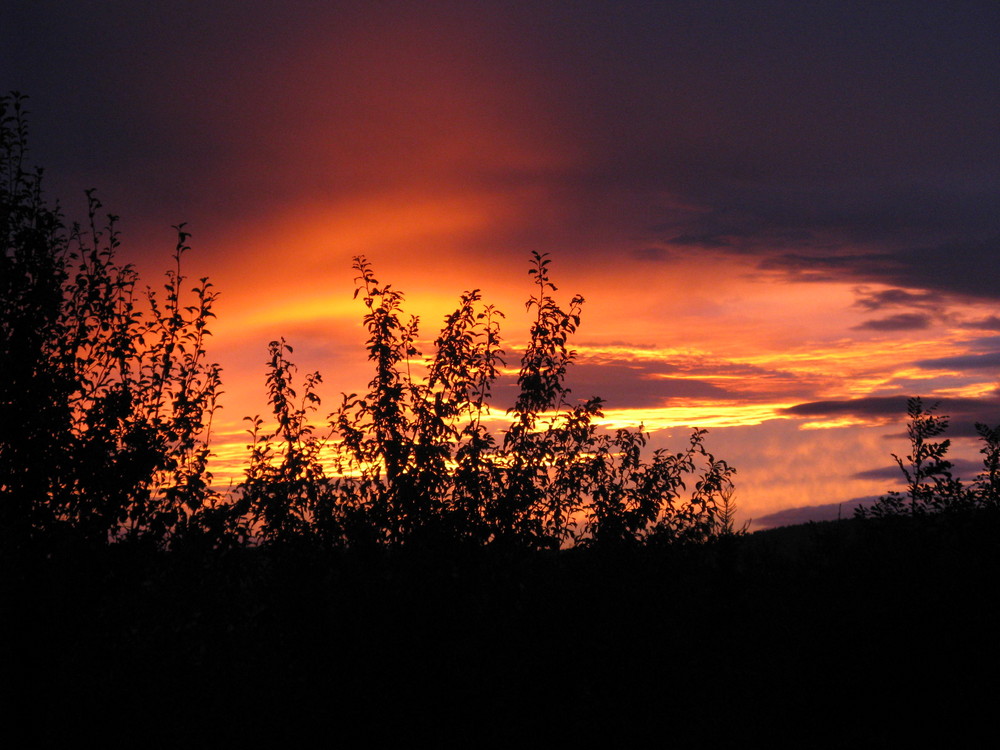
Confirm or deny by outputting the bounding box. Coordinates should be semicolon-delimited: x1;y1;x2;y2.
3;92;735;552
241;252;736;550
859;396;1000;519
1;94;222;549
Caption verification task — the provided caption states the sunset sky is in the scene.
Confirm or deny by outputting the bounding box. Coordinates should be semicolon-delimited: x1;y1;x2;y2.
6;0;1000;528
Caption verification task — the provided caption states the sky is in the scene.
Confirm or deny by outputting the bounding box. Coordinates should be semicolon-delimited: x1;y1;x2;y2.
5;0;1000;528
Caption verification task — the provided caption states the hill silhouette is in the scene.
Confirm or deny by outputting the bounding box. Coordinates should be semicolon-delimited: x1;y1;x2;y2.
8;514;1000;744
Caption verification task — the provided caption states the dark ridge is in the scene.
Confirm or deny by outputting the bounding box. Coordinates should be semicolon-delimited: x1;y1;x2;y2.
6;509;1000;744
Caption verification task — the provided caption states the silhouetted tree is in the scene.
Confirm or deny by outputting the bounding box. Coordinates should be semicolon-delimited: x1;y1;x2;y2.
1;93;72;544
972;422;1000;510
243;252;736;550
858;397;977;519
239;339;330;544
1;93;222;549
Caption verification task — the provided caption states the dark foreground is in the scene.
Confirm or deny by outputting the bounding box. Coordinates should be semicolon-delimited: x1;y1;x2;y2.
6;514;1000;746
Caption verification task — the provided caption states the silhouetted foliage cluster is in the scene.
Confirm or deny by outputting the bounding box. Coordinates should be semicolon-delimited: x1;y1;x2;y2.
238;252;736;550
2;94;222;550
858;396;1000;518
1;94;736;553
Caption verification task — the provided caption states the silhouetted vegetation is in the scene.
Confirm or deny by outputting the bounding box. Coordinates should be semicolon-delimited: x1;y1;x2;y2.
2;94;223;552
6;93;1000;744
2;94;734;553
858;396;1000;518
234;252;736;551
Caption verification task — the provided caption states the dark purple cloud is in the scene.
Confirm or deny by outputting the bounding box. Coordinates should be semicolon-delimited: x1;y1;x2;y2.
964;336;1000;352
755;252;899;284
783;396;912;418
853;288;944;311
852;313;933;332
850;466;907;482
565;367;735;409
915;351;1000;372
784;395;1000;438
959;316;1000;331
5;0;999;299
488;358;760;411
786;395;1000;417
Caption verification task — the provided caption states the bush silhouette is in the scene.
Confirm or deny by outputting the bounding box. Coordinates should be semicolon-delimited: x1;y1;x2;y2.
859;396;1000;518
1;94;222;550
239;253;736;550
2;92;735;552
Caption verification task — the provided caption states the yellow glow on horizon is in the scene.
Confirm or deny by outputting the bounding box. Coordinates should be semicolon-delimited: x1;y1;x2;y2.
597;402;797;431
798;417;891;430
